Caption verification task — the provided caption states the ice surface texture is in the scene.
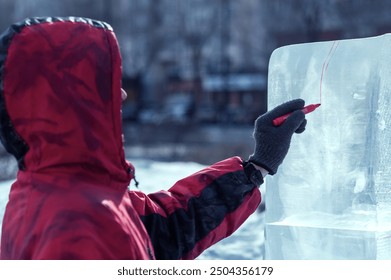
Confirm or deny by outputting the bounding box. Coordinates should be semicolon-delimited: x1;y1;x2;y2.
265;34;391;259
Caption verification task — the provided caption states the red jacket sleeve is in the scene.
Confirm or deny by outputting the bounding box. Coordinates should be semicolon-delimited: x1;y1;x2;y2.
128;156;262;259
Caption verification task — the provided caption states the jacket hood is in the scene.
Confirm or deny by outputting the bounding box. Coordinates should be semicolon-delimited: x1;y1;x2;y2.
0;17;132;187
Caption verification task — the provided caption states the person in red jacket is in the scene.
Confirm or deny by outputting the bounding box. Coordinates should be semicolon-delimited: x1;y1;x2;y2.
0;17;306;260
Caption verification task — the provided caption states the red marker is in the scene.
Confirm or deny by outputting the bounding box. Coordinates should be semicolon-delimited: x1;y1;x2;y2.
273;103;321;126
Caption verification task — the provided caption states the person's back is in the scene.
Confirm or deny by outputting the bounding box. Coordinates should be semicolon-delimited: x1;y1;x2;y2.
0;17;154;259
0;17;306;260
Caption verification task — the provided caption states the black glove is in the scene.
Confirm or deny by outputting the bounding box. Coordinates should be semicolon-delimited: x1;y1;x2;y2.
248;99;307;175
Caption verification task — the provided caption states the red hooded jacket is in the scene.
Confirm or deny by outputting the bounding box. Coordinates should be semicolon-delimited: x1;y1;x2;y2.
0;17;261;260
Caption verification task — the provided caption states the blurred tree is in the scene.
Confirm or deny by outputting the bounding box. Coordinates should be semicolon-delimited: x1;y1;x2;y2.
333;0;391;38
113;0;168;75
258;0;333;57
178;0;220;104
0;0;14;30
230;0;267;72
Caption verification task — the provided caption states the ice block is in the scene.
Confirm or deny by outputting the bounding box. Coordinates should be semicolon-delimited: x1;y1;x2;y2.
265;34;391;259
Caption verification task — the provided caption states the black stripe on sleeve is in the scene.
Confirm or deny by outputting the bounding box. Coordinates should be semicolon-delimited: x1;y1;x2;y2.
140;170;256;260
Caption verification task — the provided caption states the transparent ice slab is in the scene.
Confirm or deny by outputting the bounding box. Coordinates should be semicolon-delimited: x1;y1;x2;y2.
266;34;391;259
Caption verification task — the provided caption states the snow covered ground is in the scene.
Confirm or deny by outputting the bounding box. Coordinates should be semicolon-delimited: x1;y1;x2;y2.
0;159;264;260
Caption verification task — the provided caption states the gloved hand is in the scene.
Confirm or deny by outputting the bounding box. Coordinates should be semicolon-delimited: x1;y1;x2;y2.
248;99;307;175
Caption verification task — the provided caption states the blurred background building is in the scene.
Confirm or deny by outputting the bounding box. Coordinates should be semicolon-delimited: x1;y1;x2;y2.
1;0;391;179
